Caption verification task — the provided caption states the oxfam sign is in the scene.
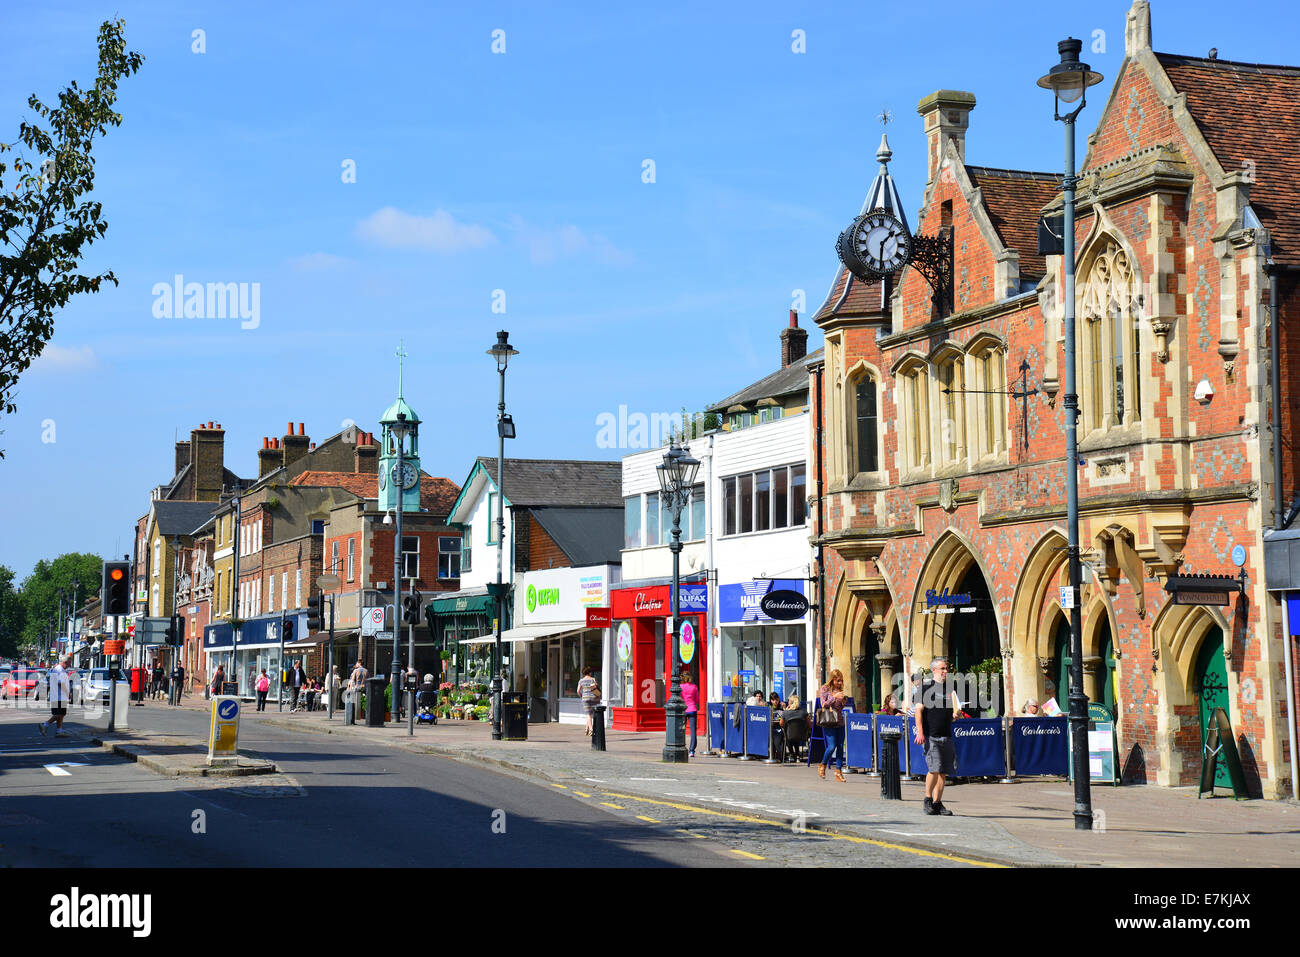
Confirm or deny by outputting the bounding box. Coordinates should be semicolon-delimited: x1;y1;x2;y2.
526;584;559;614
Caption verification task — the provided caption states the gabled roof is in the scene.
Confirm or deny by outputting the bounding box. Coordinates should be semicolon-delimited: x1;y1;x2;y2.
706;348;823;413
965;166;1061;281
530;507;624;567
812;266;886;323
1156;52;1300;264
152;500;218;537
467;457;624;509
289;470;460;516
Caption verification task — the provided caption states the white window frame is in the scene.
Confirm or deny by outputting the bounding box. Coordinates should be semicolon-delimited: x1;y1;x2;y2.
438;536;461;580
402;535;419;581
347;538;355;582
295;569;302;609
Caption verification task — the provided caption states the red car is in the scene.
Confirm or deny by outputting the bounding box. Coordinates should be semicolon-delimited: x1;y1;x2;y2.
1;669;39;699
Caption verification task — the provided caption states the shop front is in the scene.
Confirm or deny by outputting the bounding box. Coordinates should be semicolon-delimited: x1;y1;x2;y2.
609;580;707;732
203;615;304;700
512;565;618;725
426;588;494;687
718;578;809;705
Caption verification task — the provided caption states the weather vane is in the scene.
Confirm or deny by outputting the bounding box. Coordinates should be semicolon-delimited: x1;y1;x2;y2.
877;107;893;128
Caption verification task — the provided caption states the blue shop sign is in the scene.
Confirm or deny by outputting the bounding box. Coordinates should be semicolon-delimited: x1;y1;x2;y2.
719;579;806;624
203;623;233;651
782;645;801;667
678;584;708;613
236;614;305;648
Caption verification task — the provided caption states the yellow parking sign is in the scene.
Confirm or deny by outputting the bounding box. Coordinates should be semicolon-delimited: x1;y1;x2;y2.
208;695;241;763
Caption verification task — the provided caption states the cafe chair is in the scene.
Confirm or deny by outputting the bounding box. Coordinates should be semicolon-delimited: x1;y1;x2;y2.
783;715;810;763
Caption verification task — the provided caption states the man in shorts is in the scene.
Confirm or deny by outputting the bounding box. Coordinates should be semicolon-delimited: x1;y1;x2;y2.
913;656;957;815
38;657;73;738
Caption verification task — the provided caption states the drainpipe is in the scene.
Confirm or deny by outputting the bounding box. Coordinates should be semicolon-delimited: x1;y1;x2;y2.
704;433;717;703
815;361;827;696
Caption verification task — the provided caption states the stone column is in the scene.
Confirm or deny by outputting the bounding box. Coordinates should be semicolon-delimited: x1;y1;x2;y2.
878;654;901;706
1083;655;1104;705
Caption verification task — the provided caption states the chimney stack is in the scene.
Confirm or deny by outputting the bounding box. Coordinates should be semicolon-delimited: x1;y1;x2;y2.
174;440;191;476
917;90;976;187
258;436;280;478
355;431;378;474
281;420;310;470
190;421;226;502
780;309;808;368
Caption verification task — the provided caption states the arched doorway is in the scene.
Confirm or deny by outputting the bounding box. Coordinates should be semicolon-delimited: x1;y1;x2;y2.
1051;616;1070;710
946;565;1001;715
1194;627;1230;789
1051;614;1117;715
1098;622;1117;719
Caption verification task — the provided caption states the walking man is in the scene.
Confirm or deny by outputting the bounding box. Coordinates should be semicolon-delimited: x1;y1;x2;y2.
38;657;73;738
288;659;308;711
913;656;957;816
172;663;186;705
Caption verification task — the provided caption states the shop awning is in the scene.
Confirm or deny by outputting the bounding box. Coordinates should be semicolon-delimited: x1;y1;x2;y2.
428;591;495;616
458;622;584;645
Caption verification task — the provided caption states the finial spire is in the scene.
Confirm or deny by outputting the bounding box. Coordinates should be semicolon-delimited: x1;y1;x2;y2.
396;340;407;397
875;107;894;170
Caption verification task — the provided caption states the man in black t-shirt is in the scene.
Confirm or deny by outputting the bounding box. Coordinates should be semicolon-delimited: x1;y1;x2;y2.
913;656;957;816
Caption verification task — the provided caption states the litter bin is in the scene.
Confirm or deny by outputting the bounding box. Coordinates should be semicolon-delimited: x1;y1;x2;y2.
502;691;528;741
879;727;902;800
366;677;387;727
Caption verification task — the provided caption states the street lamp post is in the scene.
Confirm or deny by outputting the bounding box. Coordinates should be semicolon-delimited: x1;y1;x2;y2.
1039;36;1103;831
657;442;700;763
486;330;518;742
70;577;80;668
390;412;411;725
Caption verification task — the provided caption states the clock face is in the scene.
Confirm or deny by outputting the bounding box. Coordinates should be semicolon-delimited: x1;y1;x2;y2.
852;211;912;274
391;463;418;490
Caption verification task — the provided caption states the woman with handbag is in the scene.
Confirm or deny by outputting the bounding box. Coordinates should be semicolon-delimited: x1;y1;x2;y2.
578;666;601;736
255;669;270;711
817;669;848;782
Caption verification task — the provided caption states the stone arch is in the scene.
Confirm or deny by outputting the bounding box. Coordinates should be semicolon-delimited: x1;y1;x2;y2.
910;528;1004;667
1151;600;1230;707
1008;527;1068;705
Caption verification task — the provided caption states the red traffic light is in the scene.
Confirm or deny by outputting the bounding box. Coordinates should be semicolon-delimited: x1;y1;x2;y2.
110;568;124;581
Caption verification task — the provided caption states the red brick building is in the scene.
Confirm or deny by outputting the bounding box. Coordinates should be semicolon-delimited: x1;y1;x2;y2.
812;0;1296;795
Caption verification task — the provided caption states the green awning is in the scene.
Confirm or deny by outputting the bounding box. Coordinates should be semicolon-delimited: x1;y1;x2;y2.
428;593;495;616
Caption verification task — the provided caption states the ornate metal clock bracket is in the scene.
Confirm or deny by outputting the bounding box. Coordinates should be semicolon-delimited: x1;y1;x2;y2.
909;226;954;317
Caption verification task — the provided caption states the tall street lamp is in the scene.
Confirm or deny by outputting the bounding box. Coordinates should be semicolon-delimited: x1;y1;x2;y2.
657;442;700;763
390;411;411;724
1039;36;1103;831
486;330;518;741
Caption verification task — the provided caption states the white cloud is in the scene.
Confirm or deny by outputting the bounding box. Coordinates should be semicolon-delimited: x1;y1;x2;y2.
355;207;496;252
509;217;632;266
29;344;97;373
287;252;355;272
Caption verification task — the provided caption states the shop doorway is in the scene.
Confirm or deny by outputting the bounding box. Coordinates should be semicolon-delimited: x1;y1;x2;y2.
1194;626;1230;789
547;642;561;722
945;564;1001;715
1052;617;1070;710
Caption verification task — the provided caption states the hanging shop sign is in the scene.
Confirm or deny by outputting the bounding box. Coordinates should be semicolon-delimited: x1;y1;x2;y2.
586;607;611;629
616;622;632;663
1164;573;1244;607
760;590;810;621
680;620;696;664
922;589;976;615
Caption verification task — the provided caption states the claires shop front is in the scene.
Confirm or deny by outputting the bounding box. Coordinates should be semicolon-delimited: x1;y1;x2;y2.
609;580;708;732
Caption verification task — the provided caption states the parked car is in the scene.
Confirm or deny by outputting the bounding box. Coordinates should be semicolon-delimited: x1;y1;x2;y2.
80;668;112;706
1;669;39;699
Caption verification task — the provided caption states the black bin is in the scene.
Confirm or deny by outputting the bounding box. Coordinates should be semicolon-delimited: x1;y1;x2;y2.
366;676;387;727
879;728;902;800
502;692;528;740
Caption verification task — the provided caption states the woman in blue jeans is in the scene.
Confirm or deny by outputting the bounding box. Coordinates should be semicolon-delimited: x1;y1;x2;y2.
818;669;847;782
681;670;699;757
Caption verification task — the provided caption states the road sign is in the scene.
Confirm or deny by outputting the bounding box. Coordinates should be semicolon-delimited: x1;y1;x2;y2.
362;607;386;636
1232;544;1246;568
376;630;394;641
1059;586;1075;610
208;695;241;763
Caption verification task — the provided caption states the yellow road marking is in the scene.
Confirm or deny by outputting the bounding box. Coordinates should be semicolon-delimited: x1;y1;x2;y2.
574;791;592;798
675;829;707;839
731;849;765;860
550;783;567;789
599;802;625;809
597;790;1002;868
636;815;660;823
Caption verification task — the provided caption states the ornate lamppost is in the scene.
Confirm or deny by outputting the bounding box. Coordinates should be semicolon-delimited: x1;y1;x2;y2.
657;442;700;763
486;330;518;741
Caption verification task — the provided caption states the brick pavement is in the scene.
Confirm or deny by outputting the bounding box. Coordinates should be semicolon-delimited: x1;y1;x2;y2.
159;691;1300;867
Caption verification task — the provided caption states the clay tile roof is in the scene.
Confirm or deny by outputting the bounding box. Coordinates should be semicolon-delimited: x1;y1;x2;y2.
812;265;886;323
965;167;1062;281
290;470;462;517
1157;53;1300;265
418;476;461;517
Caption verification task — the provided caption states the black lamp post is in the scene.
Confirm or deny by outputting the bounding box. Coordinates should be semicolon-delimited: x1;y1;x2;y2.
70;576;81;667
656;442;700;763
486;330;518;741
1039;36;1103;831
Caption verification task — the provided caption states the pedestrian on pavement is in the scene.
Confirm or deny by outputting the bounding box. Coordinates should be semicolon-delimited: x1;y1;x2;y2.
151;661;163;699
171;663;186;705
879;692;903;716
255;669;270;711
210;665;225;698
1021;698;1040;716
324;665;341;712
288;660;307;711
914;656;958;816
349;660;369;718
38;657;73;738
680;668;699;756
577;665;601;736
817;669;848;782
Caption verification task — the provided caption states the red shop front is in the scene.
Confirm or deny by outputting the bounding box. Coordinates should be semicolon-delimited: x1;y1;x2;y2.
609;583;707;733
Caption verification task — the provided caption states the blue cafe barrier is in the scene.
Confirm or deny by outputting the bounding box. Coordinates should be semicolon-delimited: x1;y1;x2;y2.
1011;716;1069;775
905;717;927;777
724;702;745;756
745;706;771;759
876;714;907;776
707;702;727;755
951;718;1006;776
845;711;875;771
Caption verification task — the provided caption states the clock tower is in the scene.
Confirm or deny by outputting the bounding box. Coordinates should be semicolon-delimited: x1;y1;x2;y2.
378;344;422;513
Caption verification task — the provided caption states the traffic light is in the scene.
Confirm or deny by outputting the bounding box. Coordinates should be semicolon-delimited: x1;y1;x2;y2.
283;619;295;643
306;595;323;631
167;614;183;646
103;561;130;615
402;590;422;625
163;619;175;645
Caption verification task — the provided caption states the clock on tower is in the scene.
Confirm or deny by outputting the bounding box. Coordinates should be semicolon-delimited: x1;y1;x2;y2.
378;346;422;513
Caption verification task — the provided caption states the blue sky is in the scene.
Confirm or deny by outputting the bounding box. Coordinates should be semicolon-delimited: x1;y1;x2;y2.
1;0;1293;579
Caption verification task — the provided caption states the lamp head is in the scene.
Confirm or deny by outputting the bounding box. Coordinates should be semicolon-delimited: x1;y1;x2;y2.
1037;37;1103;106
389;411;410;442
487;330;519;372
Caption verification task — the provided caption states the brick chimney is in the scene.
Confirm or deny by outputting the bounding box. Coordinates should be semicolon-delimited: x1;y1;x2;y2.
917;90;976;186
174;440;191;476
281;421;310;470
257;437;280;478
189;422;226;501
354;431;378;474
780;309;808;368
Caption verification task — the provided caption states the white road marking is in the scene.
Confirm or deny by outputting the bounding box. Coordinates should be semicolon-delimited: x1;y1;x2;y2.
42;762;88;776
877;829;957;837
718;780;761;785
627;777;677;782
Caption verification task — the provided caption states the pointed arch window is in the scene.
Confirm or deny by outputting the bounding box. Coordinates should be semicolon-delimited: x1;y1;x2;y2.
851;371;880;475
968;337;1007;460
1079;241;1142;431
896;357;930;473
934;351;967;465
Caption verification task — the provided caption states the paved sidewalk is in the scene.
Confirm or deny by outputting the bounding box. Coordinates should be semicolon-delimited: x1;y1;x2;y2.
168;694;1299;867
